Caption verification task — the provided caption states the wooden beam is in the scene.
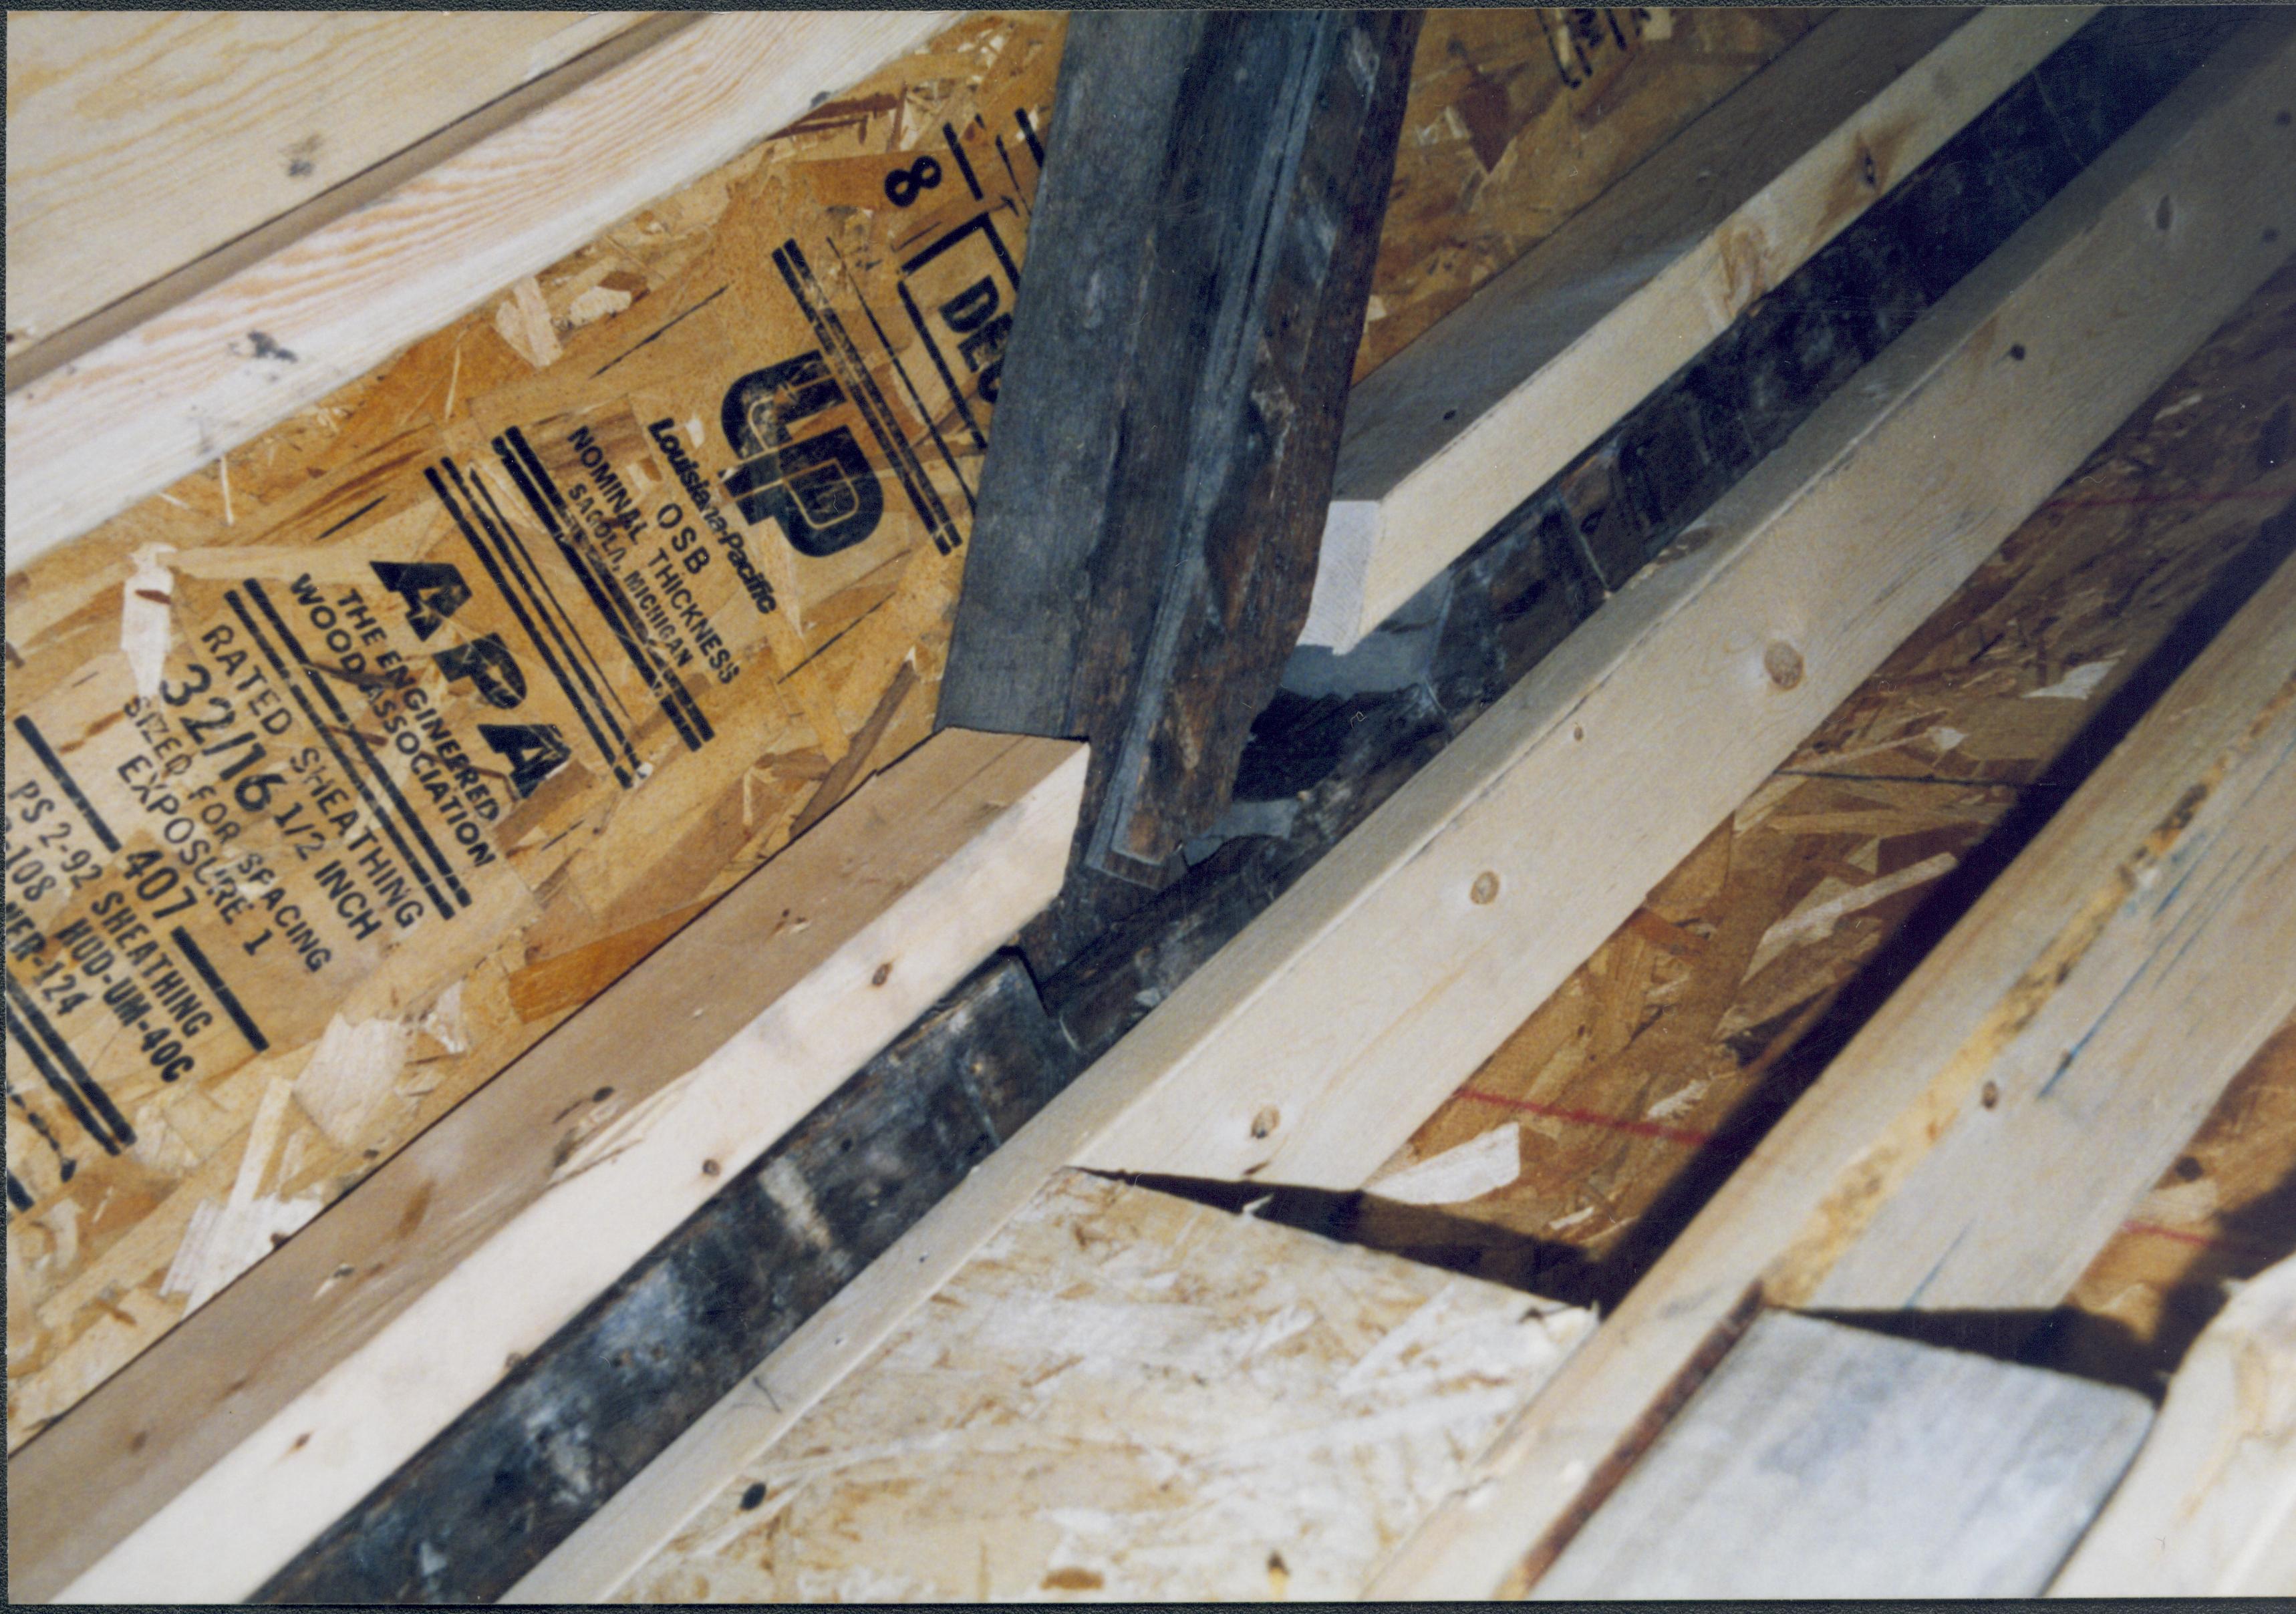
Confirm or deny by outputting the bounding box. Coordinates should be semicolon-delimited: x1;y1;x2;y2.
1538;1313;2153;1597
2;10;955;574
3;11;657;385
0;21;1844;1589
9;729;1084;1604
2052;1251;2296;1597
1027;1;2231;1043
1074;14;2296;1195
257;953;1079;1603
1299;4;2094;651
521;19;2296;1598
1361;49;2296;1590
939;10;1421;886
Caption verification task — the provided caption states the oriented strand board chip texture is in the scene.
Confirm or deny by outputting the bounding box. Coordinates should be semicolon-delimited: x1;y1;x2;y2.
2;12;1063;1450
2;6;1810;1451
621;1170;1592;1602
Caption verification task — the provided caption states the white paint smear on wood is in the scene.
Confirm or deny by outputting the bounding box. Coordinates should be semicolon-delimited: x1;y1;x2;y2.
160;1078;321;1313
120;546;176;700
291;1015;414;1150
492;275;563;368
418;980;470;1055
1743;852;1958;979
1367;1122;1523;1205
2026;659;2120;700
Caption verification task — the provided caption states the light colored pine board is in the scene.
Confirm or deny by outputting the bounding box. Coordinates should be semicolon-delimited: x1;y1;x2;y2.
1077;15;2296;1196
3;11;651;376
1799;708;2296;1309
1538;1311;2154;1598
2052;1251;2296;1597
1362;262;2296;1328
3;14;1059;1459
2;10;958;571
521;22;2296;1601
1300;5;2092;651
1364;35;2296;1595
615;1169;1592;1603
11;729;1085;1605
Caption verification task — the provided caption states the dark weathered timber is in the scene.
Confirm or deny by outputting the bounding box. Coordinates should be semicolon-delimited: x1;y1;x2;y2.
257;14;2241;1601
1030;1;2246;1076
1077;11;1423;882
256;956;1079;1605
930;11;1197;738
942;11;1423;903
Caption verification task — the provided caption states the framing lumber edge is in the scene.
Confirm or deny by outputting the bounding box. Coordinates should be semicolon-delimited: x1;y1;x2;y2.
4;11;672;391
1362;35;2296;1592
20;730;1085;1605
1537;1311;2154;1597
2;9;957;577
1415;526;2296;1603
1298;3;2095;652
2051;1251;2296;1596
520;16;2296;1600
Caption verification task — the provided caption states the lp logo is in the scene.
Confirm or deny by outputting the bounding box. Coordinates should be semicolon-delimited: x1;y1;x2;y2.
719;352;883;558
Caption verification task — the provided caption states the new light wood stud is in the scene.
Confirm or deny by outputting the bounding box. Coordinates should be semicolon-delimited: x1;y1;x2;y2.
522;19;2296;1599
3;11;652;379
1300;4;2095;650
2053;1251;2296;1597
1536;1312;2154;1598
1362;41;2296;1592
1079;13;2296;1195
14;730;1084;1605
3;10;954;575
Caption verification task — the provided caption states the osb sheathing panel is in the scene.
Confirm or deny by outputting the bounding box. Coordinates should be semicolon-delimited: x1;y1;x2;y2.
3;9;1812;1447
1358;5;1823;381
1369;263;2296;1347
2;11;1060;1450
618;1170;1592;1603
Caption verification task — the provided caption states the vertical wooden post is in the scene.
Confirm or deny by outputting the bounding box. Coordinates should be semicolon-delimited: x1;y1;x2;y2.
940;10;1422;963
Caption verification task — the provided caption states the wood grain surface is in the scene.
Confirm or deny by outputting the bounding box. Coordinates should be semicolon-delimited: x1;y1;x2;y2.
3;11;646;364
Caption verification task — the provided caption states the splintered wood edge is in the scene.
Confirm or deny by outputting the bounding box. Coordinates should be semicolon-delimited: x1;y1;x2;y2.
3;10;959;577
2051;1251;2296;1595
522;23;2296;1601
1296;5;2092;653
37;731;1083;1605
1359;29;2296;1598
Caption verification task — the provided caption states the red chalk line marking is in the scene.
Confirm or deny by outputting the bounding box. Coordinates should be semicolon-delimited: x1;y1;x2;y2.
2117;1219;2290;1262
2043;484;2293;511
1459;1087;1716;1148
